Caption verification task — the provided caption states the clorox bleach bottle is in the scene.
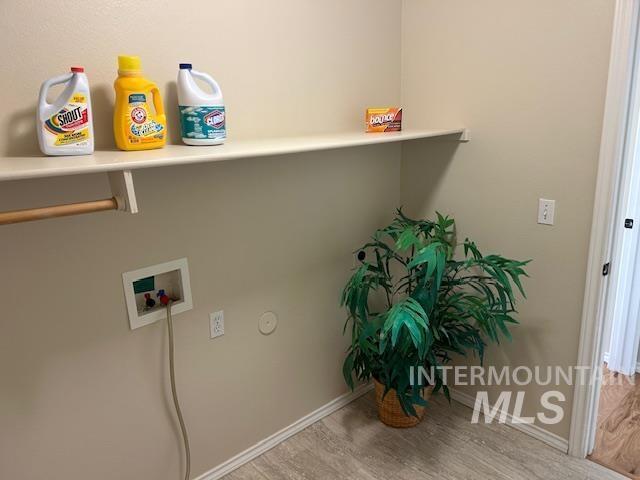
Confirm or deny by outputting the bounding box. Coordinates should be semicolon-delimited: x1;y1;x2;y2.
37;67;94;156
114;55;166;151
177;64;226;145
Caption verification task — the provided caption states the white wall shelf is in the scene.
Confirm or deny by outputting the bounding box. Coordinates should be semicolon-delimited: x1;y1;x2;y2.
0;128;467;182
0;128;467;225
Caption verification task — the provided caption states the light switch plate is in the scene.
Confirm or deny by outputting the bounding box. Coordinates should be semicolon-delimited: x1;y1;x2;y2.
538;199;556;225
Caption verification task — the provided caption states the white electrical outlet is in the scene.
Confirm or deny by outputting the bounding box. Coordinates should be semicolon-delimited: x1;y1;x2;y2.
210;310;224;338
538;198;556;225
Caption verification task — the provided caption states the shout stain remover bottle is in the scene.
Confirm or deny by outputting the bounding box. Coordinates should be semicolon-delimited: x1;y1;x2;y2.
113;56;166;151
37;66;94;156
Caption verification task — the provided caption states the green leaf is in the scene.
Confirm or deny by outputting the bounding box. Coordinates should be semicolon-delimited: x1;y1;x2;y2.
403;315;422;349
343;351;355;390
407;242;444;271
396;227;420;251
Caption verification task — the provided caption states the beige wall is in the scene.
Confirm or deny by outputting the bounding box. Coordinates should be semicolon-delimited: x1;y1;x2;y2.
0;1;402;479
401;0;614;438
0;0;619;476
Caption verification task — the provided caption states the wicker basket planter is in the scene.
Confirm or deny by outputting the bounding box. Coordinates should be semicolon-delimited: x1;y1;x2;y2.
374;379;433;428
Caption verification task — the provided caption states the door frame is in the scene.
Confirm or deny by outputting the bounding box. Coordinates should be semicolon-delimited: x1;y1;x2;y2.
568;0;640;458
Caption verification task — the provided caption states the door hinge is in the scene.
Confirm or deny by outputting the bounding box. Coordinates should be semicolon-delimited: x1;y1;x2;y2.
603;262;611;276
625;218;634;229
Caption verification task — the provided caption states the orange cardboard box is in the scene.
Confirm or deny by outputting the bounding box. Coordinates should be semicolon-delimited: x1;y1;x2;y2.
366;107;402;133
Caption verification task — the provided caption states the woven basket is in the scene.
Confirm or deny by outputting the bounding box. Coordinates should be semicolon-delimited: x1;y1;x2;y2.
374;379;433;428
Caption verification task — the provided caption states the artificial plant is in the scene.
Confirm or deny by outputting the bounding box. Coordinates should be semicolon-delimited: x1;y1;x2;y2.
341;209;530;415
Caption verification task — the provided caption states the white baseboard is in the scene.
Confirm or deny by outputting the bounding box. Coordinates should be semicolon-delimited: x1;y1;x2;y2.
194;382;374;480
450;389;569;454
602;351;640;373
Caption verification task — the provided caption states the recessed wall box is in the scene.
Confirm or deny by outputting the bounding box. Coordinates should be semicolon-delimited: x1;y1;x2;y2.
122;258;193;330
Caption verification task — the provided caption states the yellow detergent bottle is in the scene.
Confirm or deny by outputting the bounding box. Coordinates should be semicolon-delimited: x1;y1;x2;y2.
113;55;166;150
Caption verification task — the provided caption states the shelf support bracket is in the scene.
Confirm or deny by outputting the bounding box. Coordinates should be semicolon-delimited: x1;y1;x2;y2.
108;170;138;214
459;129;470;142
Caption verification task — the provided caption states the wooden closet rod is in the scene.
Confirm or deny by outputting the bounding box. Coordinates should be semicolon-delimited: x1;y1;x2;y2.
0;197;120;225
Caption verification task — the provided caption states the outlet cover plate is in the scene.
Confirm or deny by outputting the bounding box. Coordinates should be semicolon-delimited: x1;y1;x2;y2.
210;310;224;338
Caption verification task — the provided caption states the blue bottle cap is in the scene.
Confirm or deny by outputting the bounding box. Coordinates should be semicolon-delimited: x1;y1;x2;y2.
179;63;192;70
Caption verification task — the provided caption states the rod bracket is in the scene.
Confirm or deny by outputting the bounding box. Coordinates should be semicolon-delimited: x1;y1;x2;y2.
108;170;138;214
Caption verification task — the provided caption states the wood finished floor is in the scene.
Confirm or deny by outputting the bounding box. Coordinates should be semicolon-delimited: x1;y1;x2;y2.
590;366;640;479
224;391;622;480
